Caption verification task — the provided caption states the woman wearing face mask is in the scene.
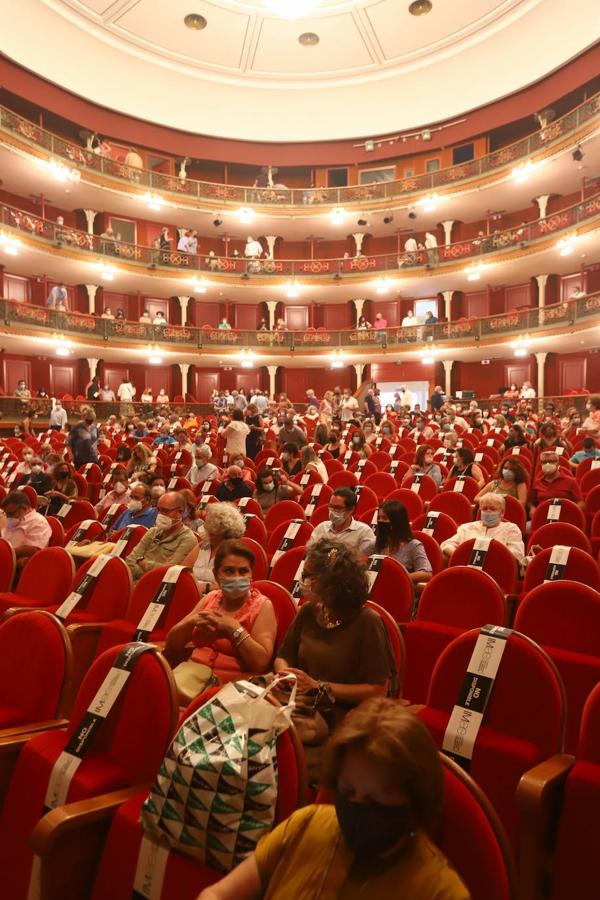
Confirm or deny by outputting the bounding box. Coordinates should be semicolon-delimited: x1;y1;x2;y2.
300;445;329;483
373;500;432;586
253;467;300;513
15;449;35;476
244;402;264;461
475;458;528;507
166;540;277;704
198;699;469;900
44;462;78;517
21;458;52;496
503;423;527;451
582;397;600;436
149;477;166;505
529;451;584;521
447;447;485;489
115;445;132;464
349;429;372;459
280;442;302;478
323;427;346;460
404;444;442;488
274;541;395;780
441;493;525;565
126;442;156;479
181;502;245;590
362;419;377;445
379;420;396;441
534;423;570;458
94;470;130;516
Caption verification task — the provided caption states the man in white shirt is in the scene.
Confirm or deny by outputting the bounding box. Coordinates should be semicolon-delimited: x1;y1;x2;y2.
424;231;439;266
307;487;374;558
0;491;51;562
441;494;524;565
255;391;269;415
177;232;191;253
49;400;68;430
402;309;419;327
117;377;136;416
397;385;413;409
99;384;115;402
187;445;219;485
520;382;536;399
341;390;359;423
244;236;263;258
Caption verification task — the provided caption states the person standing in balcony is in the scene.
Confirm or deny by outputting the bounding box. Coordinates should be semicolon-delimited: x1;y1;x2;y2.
49;399;68;431
123;147;143;182
86;375;100;403
244;235;263;258
219;317;232;330
46;282;68;310
373;312;387;330
117;376;136;417
14;380;31;401
424;231;439;266
99;226;117;255
99;383;115;402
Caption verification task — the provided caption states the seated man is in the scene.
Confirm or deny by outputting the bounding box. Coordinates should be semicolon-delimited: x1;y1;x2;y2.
0;490;51;564
569;436;600;469
187;444;219;485
307;487;375;558
215;466;253;502
441;493;525;565
20;458;52;496
125;491;197;582
529;450;584;518
110;482;157;532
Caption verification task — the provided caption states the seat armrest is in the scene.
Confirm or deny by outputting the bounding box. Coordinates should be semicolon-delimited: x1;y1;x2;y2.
516;753;575;900
0;720;68;809
31;784;149;900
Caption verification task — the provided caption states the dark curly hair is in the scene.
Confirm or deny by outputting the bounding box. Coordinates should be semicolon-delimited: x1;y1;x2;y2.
306;539;369;617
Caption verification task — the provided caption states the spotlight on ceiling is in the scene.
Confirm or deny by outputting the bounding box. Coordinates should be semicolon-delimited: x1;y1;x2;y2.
409;0;433;15
408;210;417;220
364;140;375;153
213;217;223;227
357;216;368;227
572;145;584;162
383;213;394;225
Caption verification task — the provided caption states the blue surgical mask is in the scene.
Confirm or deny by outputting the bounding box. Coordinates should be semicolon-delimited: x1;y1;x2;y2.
220;577;251;595
481;511;501;527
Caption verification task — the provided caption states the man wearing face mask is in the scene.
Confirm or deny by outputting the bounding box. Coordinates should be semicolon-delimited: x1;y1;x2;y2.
215;466;253;502
20;458;52;496
125;491;196;582
149;477;167;505
15;449;36;476
187;445;218;485
67;407;98;468
307;487;375;558
110;482;157;532
529;450;584;519
0;491;51;563
94;471;130;516
441;493;524;565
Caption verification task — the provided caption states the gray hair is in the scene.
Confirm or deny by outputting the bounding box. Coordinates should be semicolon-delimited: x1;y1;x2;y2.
204;502;245;540
480;492;506;512
195;444;212;459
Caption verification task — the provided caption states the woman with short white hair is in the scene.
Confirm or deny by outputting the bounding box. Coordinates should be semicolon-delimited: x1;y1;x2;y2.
440;492;524;565
181;502;246;595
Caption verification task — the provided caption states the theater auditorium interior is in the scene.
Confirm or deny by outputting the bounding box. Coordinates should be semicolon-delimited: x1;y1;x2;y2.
0;1;599;897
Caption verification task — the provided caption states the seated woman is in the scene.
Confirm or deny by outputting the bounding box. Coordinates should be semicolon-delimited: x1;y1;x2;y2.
43;462;78;516
503;423;527;451
441;492;525;565
229;453;254;482
280;442;302;478
198;698;468;900
323;427;346;459
126;442;157;480
274;540;395;780
180;502;246;593
363;419;377;446
166;539;277;704
300;445;328;483
447;446;485;489
94;468;130;517
254;467;302;514
348;429;372;458
372;500;432;586
475;457;528;507
403;444;442;489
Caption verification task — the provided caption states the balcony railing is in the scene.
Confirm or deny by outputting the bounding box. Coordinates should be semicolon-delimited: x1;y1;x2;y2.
2;292;598;353
2;191;600;280
0;91;599;208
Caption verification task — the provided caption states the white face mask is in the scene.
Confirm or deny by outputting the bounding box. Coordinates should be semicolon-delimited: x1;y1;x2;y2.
152;486;166;497
542;462;558;475
155;512;175;531
263;482;275;492
129;499;143;512
114;482;127;494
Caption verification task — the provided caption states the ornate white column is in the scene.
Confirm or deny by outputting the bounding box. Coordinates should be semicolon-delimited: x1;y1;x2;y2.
354;363;365;385
266;301;278;330
442;359;454;398
352;233;366;257
177;295;190;324
179;363;190;397
441;220;455;246
535;352;548;400
352;298;365;323
534;195;551;220
535;274;549;308
82;210;98;235
267;365;278;399
84;284;99;315
441;290;454;321
87;358;99;380
264;236;280;260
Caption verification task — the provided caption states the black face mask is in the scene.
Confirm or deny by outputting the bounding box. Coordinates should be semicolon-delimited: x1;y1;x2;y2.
334;789;414;859
375;521;392;544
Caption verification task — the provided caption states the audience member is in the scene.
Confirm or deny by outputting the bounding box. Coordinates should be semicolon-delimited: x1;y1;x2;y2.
307;487;374;556
111;482;157;531
404;444;442;487
215;465;253;502
181;503;245;594
448;447;485;488
372;500;432;585
441;493;525;564
0;491;51;561
529;450;584;515
475;457;528;506
125;491;196;581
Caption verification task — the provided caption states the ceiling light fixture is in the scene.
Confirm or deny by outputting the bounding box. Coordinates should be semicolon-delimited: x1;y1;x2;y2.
264;0;318;20
511;336;531;358
329;207;346;225
190;276;208;293
239;348;256;369
374;277;391;295
511;160;536;183
212;216;223;228
298;31;319;45
96;260;116;281
409;0;433;15
285;280;301;298
330;349;345;369
465;262;485;281
52;333;72;357
143;192;162;212
557;234;577;256
419;193;439;213
184;13;207;29
43;159;81;183
383;213;394;224
0;232;21;256
357;216;368;226
572;145;584;162
148;345;163;365
237;206;255;224
353;116;466;152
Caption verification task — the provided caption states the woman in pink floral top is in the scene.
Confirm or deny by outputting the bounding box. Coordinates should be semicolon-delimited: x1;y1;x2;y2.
166;539;277;703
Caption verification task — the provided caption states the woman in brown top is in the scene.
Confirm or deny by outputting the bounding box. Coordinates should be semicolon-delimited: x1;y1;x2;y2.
275;539;395;782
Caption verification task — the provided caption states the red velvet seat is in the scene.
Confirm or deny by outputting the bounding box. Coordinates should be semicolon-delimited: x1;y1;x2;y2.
502;495;527;533
0;538;16;592
363;471;397;501
412;510;458;544
428;491;474;526
0;643;177;900
264;500;305;532
367;450;392;471
16;483;38;508
365;600;405;698
0;547;75;615
93;566;200;660
253;580;297;649
0;610;72;730
240;537;269;581
45;555;132;625
383;488;424;521
526;522;592;555
53;498;98;531
352;484;379;516
402;473;439;502
292;468;323;488
309;504;330;527
234;496;264;518
45;515;66;547
267;519;314;560
580;468;600;496
402;568;506;704
530;498;586;534
348;458;377;482
298;482;332;512
327;469;358;490
412;529;443;574
269;546;307;597
514;580;600;753
419;628;565;846
323;458;343;476
242;513;268;548
366;555;413;622
448;538;518;594
549;682;600;899
522;546;599;594
110;524;148;557
384;459;410;484
64;519;105;546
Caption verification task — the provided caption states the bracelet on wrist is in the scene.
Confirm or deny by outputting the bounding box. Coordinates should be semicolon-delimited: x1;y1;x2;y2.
234;631;250;649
